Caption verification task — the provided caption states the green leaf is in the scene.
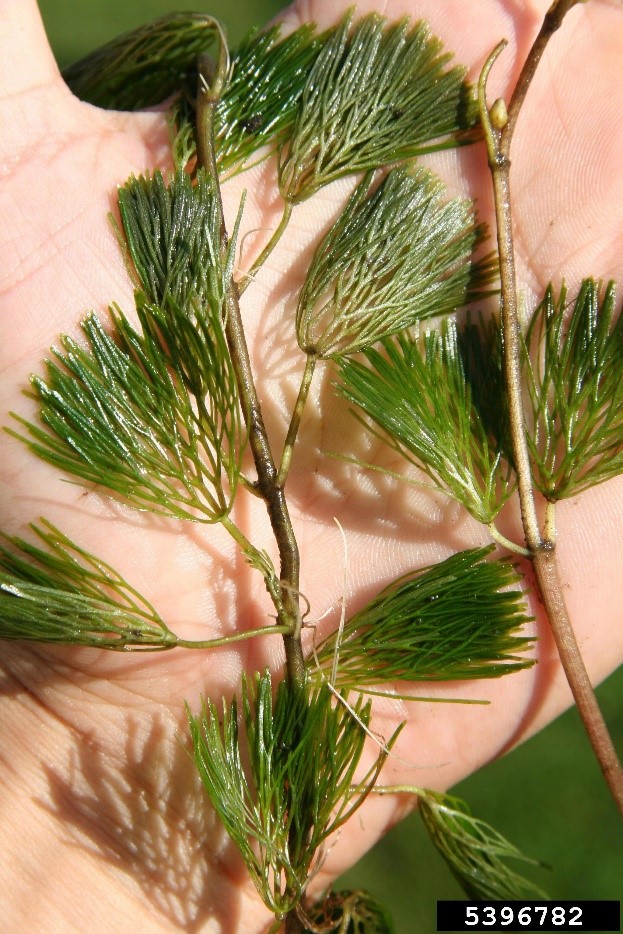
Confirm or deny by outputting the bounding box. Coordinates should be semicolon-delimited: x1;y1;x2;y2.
419;790;547;899
297;168;496;359
64;12;325;173
10;302;243;523
304;889;395;934
522;279;623;499
62;13;221;111
279;12;478;202
0;521;175;649
215;23;323;177
311;548;534;692
458;312;513;477
10;170;245;522
338;319;512;522
188;671;398;916
170;23;326;177
116;169;226;311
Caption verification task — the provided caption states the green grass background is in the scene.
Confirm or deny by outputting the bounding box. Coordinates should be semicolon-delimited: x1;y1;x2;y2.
36;1;623;930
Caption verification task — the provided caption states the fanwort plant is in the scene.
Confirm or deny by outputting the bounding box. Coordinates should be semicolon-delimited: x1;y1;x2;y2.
1;3;622;931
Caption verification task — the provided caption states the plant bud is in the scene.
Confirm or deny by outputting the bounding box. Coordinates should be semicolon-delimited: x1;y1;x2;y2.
490;97;508;129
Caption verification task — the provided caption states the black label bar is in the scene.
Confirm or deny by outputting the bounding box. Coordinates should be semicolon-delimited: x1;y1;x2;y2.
437;900;620;932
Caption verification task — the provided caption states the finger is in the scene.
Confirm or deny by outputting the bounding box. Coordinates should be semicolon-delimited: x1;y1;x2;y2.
0;0;70;160
0;0;60;97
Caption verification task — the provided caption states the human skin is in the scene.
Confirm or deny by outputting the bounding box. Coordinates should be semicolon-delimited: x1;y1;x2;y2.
0;0;622;931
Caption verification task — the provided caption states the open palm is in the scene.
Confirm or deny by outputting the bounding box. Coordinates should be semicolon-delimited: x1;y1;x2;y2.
1;0;622;930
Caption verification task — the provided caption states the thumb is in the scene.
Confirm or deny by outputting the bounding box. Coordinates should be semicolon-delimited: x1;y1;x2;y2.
0;0;60;94
0;0;72;155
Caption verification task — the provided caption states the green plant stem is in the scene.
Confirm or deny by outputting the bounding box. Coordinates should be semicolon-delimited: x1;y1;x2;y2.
195;57;306;687
175;624;291;649
487;522;530;557
479;0;623;816
238;474;262;497
366;783;422;797
278;354;317;486
238;201;293;295
221;514;264;558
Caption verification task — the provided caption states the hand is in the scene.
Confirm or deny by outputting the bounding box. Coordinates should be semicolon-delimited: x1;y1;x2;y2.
1;1;622;931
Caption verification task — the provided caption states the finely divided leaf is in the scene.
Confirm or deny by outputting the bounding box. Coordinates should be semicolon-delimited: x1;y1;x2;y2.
298;168;495;358
63;13;220;111
338;320;513;522
523;279;623;499
459;312;513;476
11;302;243;523
279;12;477;202
188;671;396;915
215;24;323;176
419;790;547;899
10;170;245;522
170;23;325;176
116;170;225;310
0;521;175;649
65;10;476;190
65;12;325;175
312;548;533;692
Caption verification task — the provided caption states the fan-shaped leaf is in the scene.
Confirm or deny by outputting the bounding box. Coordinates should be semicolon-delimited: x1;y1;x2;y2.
279;12;478;202
0;521;174;649
63;13;220;111
312;548;533;692
298;168;495;359
10;170;245;522
338;320;512;522
170;23;326;176
419;790;547;899
188;671;399;916
523;279;623;499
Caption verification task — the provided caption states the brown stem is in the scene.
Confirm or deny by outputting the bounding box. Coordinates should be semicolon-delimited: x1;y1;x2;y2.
196;59;306;686
532;550;623;812
502;0;589;157
285;911;305;934
490;129;542;551
478;0;623;816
